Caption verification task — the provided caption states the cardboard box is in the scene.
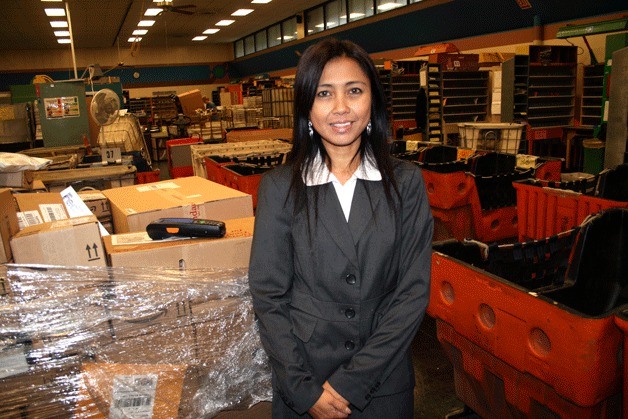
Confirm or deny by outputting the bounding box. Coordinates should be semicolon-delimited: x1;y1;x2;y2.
103;217;254;269
76;363;187;419
14;191;68;228
102;176;253;234
429;53;479;71
177;89;204;117
0;188;19;263
0;170;34;189
0;353;82;418
11;179;46;193
98;324;196;364
77;190;111;219
10;215;106;266
414;43;459;56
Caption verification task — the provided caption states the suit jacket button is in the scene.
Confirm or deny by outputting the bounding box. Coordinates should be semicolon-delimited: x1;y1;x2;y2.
345;274;356;285
345;340;355;350
344;308;355;319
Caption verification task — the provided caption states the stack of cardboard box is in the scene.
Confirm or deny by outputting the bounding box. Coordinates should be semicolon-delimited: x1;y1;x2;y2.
0;173;270;416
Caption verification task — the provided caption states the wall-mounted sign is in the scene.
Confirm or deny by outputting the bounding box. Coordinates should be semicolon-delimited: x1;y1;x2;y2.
44;96;80;119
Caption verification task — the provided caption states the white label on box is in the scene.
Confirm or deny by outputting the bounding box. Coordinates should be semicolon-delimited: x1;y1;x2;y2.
136;182;180;193
17;210;43;229
0;346;29;379
111;232;189;246
109;374;158;419
39;203;67;223
111;232;152;245
61;186;109;236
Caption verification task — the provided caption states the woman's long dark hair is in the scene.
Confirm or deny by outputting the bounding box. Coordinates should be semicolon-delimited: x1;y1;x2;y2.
288;38;399;216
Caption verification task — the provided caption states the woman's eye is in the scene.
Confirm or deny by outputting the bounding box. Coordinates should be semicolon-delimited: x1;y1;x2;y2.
349;87;363;95
316;90;330;97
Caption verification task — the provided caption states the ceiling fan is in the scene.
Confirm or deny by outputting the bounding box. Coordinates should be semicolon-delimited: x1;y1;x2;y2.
154;1;197;15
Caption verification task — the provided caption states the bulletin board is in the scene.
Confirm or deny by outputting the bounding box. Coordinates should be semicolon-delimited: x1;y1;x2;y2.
37;80;90;148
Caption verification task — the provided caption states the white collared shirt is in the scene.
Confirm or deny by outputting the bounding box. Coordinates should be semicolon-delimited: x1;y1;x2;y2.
303;151;382;222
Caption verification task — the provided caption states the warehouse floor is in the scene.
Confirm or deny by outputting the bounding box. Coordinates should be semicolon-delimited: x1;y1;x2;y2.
152;161;466;418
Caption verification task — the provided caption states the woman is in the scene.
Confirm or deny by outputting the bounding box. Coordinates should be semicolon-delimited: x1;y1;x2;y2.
248;38;433;418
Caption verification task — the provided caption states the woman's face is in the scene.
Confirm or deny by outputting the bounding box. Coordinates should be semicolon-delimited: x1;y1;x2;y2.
310;56;371;153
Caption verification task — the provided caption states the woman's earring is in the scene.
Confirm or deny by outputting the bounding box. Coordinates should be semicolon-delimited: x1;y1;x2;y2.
366;121;372;135
308;120;314;139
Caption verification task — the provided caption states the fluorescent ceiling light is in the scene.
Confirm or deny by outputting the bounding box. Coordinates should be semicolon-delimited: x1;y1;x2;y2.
283;36;294;40
138;20;155;27
377;2;402;11
216;20;235;26
133;29;148;35
349;13;365;19
50;21;68;28
252;0;272;3
203;28;220;34
193;36;208;41
144;8;162;16
57;39;71;44
232;9;254;16
54;30;70;37
44;8;65;17
128;37;142;42
315;23;324;28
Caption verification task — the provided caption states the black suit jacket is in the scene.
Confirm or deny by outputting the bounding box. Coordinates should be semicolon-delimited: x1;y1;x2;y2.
248;159;433;414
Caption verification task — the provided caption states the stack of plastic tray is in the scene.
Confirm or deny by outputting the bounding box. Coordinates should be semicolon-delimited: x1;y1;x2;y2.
514;165;628;241
429;208;628;418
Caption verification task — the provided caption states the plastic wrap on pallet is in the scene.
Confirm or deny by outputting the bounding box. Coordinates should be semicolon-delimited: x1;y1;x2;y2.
0;264;271;418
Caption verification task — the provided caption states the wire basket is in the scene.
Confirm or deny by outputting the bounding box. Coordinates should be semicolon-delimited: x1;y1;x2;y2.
458;123;525;154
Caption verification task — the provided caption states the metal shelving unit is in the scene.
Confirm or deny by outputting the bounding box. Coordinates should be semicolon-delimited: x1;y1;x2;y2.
440;70;489;124
580;63;605;127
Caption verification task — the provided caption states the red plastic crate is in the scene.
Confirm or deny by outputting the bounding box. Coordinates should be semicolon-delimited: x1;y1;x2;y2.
166;137;203;179
428;251;623;416
421;168;519;243
514;182;628;241
203;156;232;184
436;320;621;418
422;170;476;241
135;169;160;184
534;158;562;182
220;164;272;209
613;309;628;417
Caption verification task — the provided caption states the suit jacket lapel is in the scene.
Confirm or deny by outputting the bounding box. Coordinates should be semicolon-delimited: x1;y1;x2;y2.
348;179;381;244
317;183;360;268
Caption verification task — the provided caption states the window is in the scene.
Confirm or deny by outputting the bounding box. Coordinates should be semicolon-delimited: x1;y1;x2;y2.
306;6;324;35
282;17;297;42
348;0;374;22
268;24;281;47
325;0;347;29
255;31;267;51
235;40;244;58
244;35;255;55
376;0;406;13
